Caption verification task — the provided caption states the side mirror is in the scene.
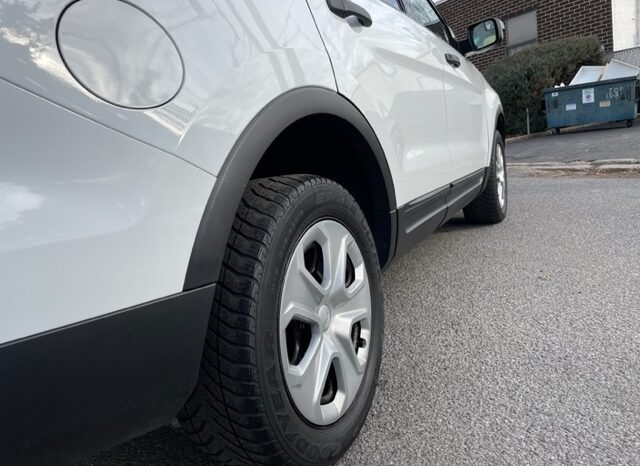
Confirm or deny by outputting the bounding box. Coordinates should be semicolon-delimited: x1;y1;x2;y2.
460;18;505;56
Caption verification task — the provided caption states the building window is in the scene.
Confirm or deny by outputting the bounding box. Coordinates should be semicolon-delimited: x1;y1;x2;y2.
506;10;538;55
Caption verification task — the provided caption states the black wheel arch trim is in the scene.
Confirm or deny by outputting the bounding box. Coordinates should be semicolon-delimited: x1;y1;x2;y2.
183;86;397;291
482;114;505;193
495;106;505;137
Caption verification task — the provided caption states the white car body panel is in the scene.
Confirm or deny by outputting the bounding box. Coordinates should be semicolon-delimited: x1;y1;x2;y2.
305;0;453;206
0;0;335;175
442;48;493;180
0;80;215;345
173;0;336;175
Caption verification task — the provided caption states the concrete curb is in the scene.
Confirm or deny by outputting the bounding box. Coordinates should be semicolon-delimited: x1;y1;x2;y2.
506;132;549;143
591;159;640;166
508;160;640;176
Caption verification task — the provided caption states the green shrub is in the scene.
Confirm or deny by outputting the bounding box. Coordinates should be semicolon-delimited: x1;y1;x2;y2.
484;37;605;135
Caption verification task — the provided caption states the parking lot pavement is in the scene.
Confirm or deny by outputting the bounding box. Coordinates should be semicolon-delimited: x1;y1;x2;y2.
507;119;640;164
82;175;640;465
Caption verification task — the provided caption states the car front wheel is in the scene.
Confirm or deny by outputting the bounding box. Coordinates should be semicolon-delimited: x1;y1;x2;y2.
464;131;508;224
180;175;383;465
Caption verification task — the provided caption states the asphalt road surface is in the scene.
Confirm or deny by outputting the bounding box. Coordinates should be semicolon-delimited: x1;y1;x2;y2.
83;175;640;465
507;119;640;164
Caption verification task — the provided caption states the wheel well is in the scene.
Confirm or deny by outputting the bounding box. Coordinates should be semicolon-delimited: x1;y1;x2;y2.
252;114;395;267
497;113;506;140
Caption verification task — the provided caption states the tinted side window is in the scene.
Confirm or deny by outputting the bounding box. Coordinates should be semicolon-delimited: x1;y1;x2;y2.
402;0;450;43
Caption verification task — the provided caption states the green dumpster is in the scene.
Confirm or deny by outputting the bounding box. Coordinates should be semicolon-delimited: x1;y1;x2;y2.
543;77;639;133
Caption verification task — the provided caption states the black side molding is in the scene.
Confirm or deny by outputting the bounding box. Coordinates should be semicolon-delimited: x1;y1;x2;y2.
395;185;449;258
0;285;215;465
395;168;486;258
183;86;397;291
442;168;486;224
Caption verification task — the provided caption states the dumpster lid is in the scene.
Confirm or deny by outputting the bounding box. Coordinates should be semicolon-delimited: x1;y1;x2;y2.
570;65;606;85
569;59;639;86
602;59;640;80
542;76;640;94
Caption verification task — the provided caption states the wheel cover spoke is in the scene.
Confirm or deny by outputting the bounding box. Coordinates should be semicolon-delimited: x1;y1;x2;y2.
279;220;372;425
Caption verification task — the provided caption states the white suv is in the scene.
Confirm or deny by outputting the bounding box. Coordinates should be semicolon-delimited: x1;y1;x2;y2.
0;0;507;464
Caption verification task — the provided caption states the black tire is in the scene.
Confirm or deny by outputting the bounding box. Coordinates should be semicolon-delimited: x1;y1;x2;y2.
179;175;384;466
463;131;508;224
626;119;634;128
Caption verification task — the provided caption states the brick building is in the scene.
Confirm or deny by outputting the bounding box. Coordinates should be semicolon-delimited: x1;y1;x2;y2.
436;0;618;71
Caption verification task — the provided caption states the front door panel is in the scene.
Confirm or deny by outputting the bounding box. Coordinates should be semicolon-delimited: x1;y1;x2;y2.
442;49;492;181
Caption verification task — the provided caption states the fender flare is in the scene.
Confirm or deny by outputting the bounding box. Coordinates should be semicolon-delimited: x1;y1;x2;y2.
495;105;505;138
183;86;397;291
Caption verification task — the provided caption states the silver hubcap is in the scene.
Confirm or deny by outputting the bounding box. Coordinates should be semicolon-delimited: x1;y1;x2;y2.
496;144;506;210
279;220;371;426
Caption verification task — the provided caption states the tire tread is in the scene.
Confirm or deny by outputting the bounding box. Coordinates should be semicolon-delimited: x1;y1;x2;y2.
180;176;342;466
